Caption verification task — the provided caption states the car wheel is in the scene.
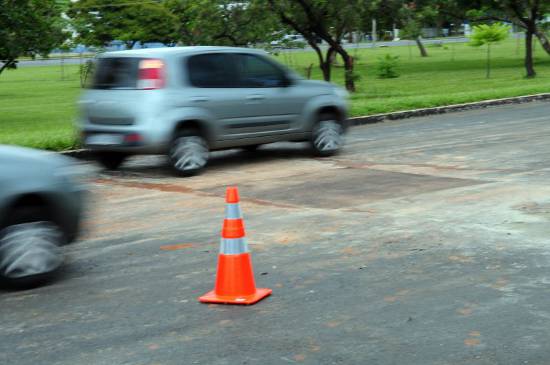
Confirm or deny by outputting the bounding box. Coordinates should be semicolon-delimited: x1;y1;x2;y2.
94;152;128;170
311;115;344;157
0;222;64;288
169;131;209;176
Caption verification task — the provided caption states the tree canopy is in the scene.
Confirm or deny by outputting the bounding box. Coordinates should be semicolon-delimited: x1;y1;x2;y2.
466;0;549;77
0;0;67;75
4;0;548;84
67;0;179;49
167;0;282;47
399;1;440;57
470;22;510;78
266;0;363;91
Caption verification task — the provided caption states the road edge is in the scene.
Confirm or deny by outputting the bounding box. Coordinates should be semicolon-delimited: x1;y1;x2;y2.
62;93;550;157
348;93;550;126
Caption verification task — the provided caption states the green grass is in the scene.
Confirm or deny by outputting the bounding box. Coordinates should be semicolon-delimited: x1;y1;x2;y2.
0;65;82;150
1;38;549;151
17;53;96;61
273;38;550;116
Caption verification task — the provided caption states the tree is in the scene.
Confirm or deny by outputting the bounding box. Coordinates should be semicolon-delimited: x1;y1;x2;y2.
167;0;282;47
376;54;400;78
0;0;67;75
537;21;550;55
470;23;510;78
67;0;178;49
266;0;362;92
365;0;455;58
399;1;440;57
401;18;429;57
466;0;550;78
359;0;404;40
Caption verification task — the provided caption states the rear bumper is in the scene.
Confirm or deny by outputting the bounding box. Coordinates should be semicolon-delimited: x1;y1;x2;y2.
81;130;166;154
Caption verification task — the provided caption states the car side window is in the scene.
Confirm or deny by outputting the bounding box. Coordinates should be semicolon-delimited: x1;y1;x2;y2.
187;53;238;88
234;54;286;88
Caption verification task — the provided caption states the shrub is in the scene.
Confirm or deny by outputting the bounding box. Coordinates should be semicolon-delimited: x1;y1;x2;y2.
79;60;95;88
376;54;400;78
469;23;510;78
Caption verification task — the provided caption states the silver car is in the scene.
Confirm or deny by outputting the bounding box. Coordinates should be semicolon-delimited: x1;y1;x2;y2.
78;46;349;175
0;145;86;286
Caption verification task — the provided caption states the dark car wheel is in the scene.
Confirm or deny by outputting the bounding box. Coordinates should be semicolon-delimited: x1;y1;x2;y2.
0;222;64;288
94;152;128;170
311;114;344;157
169;130;209;176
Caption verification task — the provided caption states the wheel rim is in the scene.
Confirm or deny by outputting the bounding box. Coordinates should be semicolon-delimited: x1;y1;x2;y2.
170;136;209;172
0;222;63;279
314;120;343;153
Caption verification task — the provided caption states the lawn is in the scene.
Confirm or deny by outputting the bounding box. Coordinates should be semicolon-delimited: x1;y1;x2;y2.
273;38;550;116
1;38;549;151
0;65;82;150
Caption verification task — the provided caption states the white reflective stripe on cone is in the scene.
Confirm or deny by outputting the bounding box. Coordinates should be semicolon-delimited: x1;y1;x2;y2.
220;237;249;254
225;203;242;219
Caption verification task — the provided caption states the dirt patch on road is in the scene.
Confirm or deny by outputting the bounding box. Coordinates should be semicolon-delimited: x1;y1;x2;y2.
209;169;485;209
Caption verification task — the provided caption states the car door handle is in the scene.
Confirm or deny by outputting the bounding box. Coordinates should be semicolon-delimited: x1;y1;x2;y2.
190;96;210;103
246;94;266;101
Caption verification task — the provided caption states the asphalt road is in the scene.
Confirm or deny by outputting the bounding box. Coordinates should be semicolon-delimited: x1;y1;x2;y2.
2;102;550;364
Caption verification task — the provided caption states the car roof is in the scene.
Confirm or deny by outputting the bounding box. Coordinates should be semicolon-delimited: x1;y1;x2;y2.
99;46;268;59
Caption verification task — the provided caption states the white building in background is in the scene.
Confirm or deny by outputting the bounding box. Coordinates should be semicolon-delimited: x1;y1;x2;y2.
464;23;472;36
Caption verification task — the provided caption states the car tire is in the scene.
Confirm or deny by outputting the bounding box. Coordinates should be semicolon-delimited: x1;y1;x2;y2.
311;114;344;157
94;152;128;170
169;130;209;177
0;222;64;288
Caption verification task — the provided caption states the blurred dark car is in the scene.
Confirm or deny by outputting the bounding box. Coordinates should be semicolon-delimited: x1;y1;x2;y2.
0;145;87;286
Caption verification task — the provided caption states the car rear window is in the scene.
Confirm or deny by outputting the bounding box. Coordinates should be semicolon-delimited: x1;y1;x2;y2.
92;57;141;89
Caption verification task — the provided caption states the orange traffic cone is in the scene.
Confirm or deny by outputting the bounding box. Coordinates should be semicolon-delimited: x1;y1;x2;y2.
199;186;272;305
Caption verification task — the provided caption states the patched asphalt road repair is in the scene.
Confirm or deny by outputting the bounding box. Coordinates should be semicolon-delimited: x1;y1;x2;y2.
2;102;550;365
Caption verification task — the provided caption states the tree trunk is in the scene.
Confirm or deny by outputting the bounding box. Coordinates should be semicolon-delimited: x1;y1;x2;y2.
321;36;356;91
340;51;355;92
320;48;334;81
416;36;428;57
329;50;337;65
320;58;331;81
525;29;536;78
312;44;331;81
61;54;65;81
535;30;550;55
485;43;491;78
0;58;16;75
305;63;313;79
323;46;337;81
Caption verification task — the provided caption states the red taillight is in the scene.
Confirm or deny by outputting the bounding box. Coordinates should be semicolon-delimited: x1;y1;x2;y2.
124;133;142;143
138;59;165;90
